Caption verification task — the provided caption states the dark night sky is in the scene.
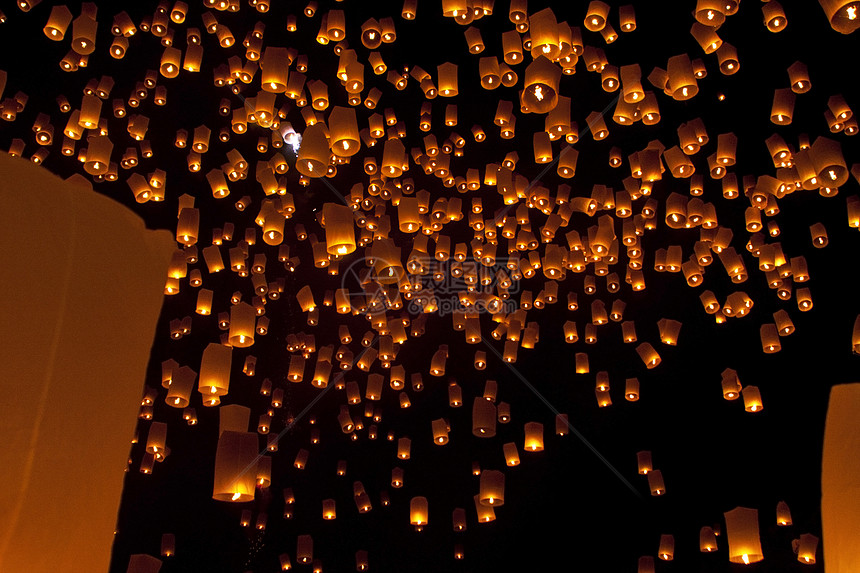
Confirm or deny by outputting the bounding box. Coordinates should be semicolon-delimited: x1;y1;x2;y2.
0;0;858;571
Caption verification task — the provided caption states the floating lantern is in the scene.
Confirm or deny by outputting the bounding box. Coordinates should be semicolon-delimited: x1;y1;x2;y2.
742;385;764;412
523;56;561;114
724;507;763;564
636;451;654;475
212;431;258;502
524;422;544;451
410;496;428;528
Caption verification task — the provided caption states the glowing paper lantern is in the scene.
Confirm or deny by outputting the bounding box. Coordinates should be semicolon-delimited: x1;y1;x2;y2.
818;0;860;34
742;386;764;412
322;202;356;255
724;506;763;564
524;422;544;451
776;500;793;526
522;56;561;114
796;533;819;564
658;534;675;560
700;526;718;552
296;123;329;177
478;470;505;506
212;431;258;502
228;302;256;348
410;496;429;528
822;384;860;573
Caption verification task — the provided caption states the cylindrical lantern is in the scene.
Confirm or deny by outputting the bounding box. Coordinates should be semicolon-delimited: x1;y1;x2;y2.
776;500;793;526
410;496;429;528
322;202;356;255
228;302;256;347
212;431;258;502
584;1;610;31
297;535;313;564
523;56;561;113
796;533;818;564
431;418;449;445
821;383;860;573
329;106;360;157
296;123;329;177
819;0;860;34
524;421;544;451
658;534;675;560
700;526;718;552
636;343;661;368
648;470;665;495
472;398;496;437
724;506;764;564
742;385;764;412
479;469;505;506
503;442;520;466
437;62;458;97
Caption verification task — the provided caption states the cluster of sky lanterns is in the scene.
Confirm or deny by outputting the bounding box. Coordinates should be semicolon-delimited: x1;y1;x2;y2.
2;0;860;571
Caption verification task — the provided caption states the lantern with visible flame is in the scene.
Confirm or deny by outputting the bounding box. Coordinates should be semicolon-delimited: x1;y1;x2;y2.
724;506;763;564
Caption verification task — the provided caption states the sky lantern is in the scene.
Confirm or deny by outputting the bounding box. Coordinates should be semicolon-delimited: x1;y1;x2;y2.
410;496;429;529
724;506;764;564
